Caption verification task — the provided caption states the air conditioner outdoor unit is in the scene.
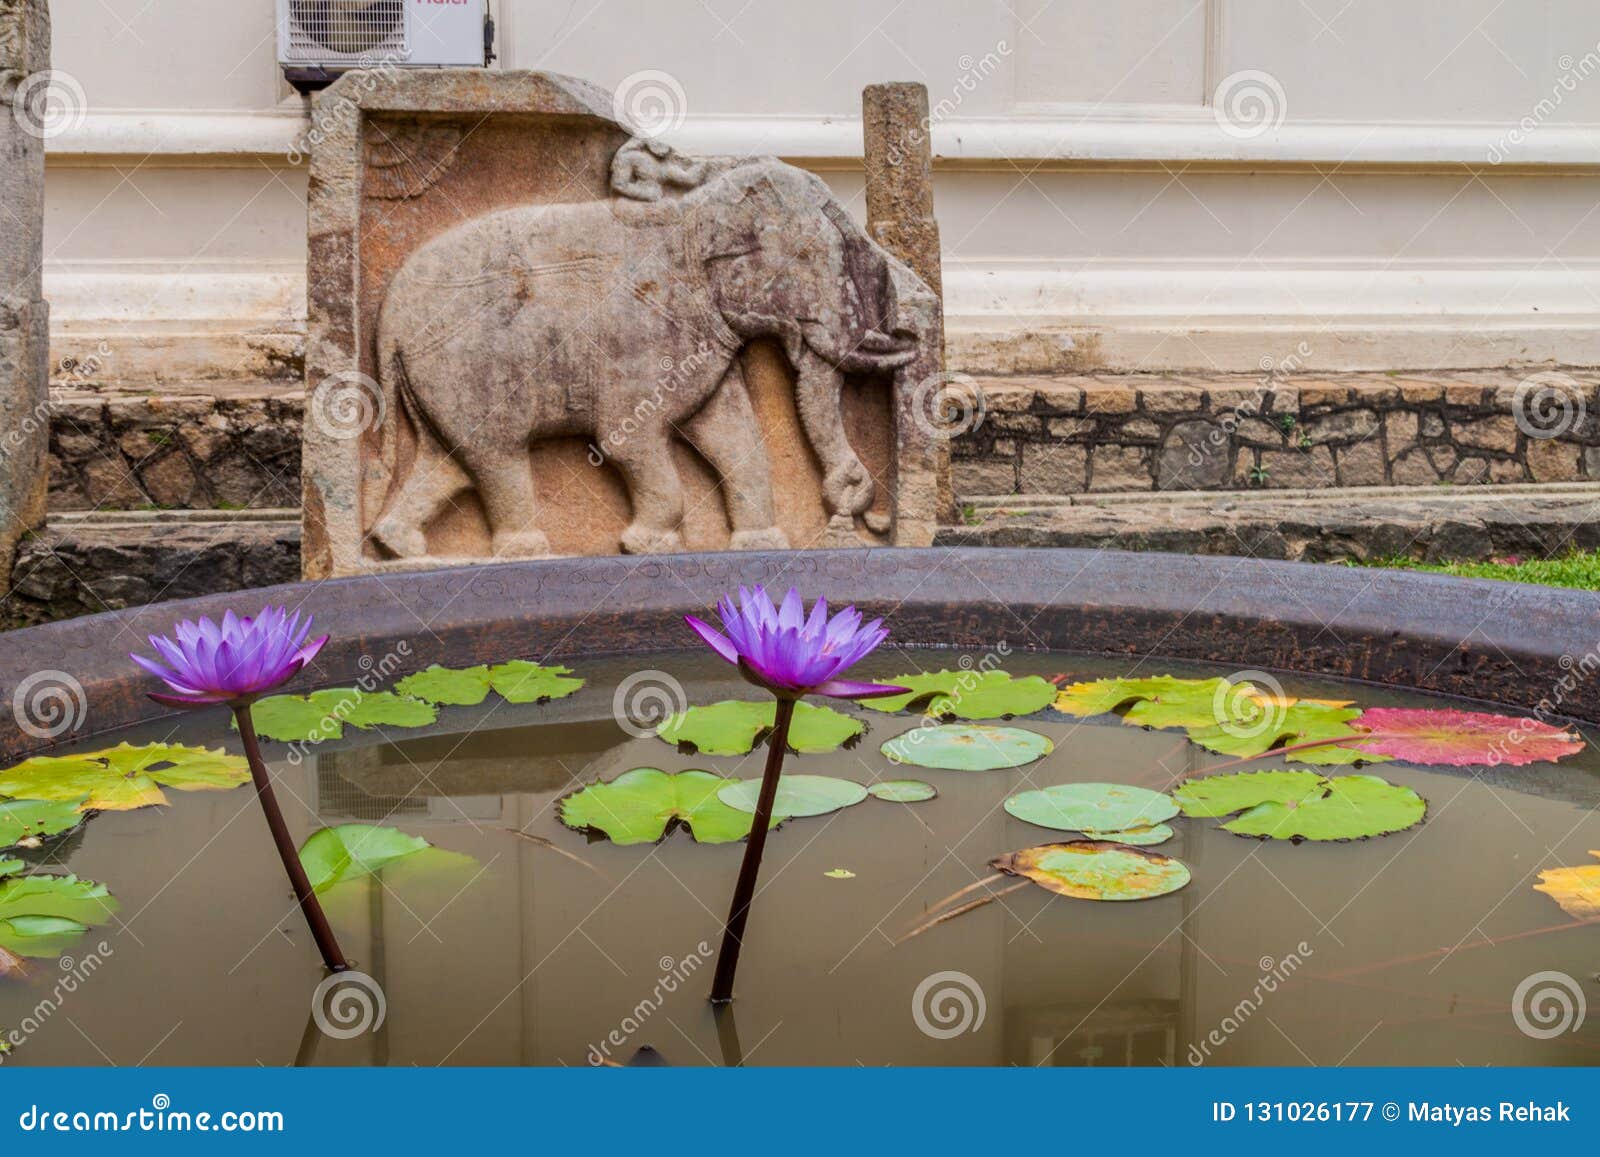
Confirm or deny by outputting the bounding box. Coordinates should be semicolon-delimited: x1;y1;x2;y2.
276;0;491;90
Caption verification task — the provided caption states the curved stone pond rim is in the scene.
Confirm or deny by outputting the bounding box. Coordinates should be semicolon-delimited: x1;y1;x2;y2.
1;547;1590;760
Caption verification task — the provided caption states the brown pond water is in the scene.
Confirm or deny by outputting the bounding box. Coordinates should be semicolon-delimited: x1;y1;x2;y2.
3;650;1598;1067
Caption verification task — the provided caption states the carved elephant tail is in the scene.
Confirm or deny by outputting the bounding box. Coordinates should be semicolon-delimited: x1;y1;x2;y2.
375;328;443;478
372;319;449;517
373;326;406;498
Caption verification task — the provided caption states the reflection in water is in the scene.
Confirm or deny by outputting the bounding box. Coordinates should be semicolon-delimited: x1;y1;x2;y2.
3;650;1599;1067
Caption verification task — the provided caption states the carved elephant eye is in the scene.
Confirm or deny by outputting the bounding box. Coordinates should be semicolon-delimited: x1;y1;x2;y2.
704;242;760;262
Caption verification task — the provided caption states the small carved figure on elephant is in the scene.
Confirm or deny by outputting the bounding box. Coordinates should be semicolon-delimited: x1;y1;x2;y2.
369;155;921;559
609;136;709;202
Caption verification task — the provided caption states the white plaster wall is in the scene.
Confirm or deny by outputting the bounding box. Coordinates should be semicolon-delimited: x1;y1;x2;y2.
38;0;1600;376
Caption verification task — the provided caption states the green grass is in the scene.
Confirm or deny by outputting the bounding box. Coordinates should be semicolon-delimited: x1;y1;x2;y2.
1361;549;1600;591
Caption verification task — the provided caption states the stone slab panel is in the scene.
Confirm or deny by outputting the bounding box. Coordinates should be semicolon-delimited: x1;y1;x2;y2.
303;69;944;578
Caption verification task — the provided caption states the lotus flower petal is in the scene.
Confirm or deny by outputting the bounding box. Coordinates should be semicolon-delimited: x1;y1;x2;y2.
130;605;325;709
688;587;905;702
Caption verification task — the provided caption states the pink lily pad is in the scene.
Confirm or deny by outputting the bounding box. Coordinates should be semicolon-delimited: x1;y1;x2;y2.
1349;707;1583;767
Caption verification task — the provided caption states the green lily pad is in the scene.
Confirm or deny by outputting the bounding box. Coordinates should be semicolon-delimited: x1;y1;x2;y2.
1083;823;1174;846
1054;676;1223;721
0;798;87;848
992;841;1190;901
1172;770;1328;817
298;823;476;893
1185;702;1380;766
717;774;869;818
861;670;1057;719
867;779;938;803
0;743;249;812
1053;675;1358;738
1221;774;1426;841
1125;680;1355;733
559;768;783;845
393;665;492;706
0;859;23;878
658;700;864;756
487;660;584;704
1176;770;1425;841
0;873;118;958
882;724;1053;771
337;691;438;729
1004;782;1179;833
245;689;437;743
1120;679;1233;729
823;868;856;879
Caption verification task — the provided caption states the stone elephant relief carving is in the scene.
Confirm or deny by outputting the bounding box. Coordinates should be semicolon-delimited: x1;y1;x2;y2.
368;151;923;560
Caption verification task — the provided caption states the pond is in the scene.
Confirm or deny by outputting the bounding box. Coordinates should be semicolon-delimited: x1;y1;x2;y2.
3;647;1596;1067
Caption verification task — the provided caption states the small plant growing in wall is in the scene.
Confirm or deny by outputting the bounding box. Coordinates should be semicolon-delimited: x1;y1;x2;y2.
1248;463;1270;487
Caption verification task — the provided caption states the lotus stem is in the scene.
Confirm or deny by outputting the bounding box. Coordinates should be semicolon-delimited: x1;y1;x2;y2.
1191;732;1396;776
709;695;796;1003
895;881;1030;945
1322;915;1600;981
713;1003;745;1067
503;828;607;878
916;872;1006;919
232;703;350;974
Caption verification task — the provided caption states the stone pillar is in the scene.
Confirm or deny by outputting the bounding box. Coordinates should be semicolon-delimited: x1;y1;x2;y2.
862;82;943;298
0;0;50;595
863;82;954;526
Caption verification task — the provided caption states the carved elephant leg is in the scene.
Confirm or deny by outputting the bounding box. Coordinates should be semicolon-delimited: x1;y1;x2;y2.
607;433;687;555
455;444;552;558
370;439;470;559
681;362;790;551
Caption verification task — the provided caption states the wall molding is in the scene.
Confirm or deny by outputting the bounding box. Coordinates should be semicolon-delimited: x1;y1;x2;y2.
43;259;1600;377
45;108;1600;169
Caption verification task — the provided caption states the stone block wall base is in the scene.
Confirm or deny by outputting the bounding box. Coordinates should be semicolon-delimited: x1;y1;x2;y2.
939;484;1600;565
952;370;1600;498
3;510;300;631
49;385;303;511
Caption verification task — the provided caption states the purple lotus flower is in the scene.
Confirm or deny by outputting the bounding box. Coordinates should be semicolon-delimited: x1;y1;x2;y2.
685;586;905;700
131;606;327;708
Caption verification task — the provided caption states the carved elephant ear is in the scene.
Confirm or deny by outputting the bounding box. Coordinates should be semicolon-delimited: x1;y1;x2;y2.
693;174;775;260
694;162;815;261
363;117;464;201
